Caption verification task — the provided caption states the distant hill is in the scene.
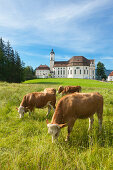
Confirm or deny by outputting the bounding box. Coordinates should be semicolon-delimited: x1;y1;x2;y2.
105;70;113;76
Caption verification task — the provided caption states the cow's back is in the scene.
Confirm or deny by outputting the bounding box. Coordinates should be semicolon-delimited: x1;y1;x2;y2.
55;92;103;122
64;86;81;93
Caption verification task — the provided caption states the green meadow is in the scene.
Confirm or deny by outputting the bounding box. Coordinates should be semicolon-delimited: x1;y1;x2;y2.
0;79;113;170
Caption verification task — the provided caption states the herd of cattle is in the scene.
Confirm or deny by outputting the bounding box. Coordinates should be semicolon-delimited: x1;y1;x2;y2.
17;85;103;143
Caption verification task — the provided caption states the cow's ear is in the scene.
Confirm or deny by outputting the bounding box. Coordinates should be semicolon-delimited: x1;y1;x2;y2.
46;119;49;124
59;123;67;128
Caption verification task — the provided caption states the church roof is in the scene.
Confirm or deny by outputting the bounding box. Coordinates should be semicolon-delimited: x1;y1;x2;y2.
36;65;50;70
54;61;68;67
109;71;113;76
54;56;93;67
68;56;90;66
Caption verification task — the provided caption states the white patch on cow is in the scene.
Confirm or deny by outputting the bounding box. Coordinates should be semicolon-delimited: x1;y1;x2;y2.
47;124;61;143
18;106;24;118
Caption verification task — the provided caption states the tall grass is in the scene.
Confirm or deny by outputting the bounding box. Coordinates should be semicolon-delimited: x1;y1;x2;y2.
0;79;113;170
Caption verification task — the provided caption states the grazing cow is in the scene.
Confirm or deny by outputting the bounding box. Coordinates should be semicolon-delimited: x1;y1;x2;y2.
46;92;103;143
57;86;64;94
58;85;81;96
17;92;56;118
44;88;56;95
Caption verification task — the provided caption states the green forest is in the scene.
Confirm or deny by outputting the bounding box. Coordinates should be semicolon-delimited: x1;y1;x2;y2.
0;38;35;83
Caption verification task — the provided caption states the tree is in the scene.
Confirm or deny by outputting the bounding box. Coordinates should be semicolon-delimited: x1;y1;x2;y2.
5;41;13;82
96;62;107;80
23;66;35;80
14;51;24;83
0;38;7;81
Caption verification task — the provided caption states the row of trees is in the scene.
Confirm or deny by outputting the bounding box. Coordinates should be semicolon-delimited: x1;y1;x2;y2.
0;38;35;83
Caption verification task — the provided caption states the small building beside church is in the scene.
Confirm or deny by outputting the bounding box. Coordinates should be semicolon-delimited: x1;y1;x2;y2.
35;49;95;79
36;65;50;78
108;71;113;81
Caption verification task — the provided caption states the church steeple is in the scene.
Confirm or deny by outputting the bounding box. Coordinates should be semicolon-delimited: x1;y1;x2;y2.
50;49;55;71
50;49;55;55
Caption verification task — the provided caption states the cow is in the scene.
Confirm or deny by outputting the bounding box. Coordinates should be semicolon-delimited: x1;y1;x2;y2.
46;92;103;143
44;88;56;95
57;86;64;94
17;92;56;118
58;85;81;96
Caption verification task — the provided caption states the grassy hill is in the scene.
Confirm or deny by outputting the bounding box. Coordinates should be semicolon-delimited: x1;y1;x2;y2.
0;79;113;169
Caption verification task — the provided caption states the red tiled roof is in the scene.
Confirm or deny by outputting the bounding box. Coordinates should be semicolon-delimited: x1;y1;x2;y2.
54;56;93;67
36;65;50;70
109;71;113;76
68;56;90;66
54;61;68;67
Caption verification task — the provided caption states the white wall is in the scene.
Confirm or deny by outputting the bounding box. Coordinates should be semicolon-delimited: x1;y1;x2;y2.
54;67;67;78
67;66;90;79
108;76;113;81
36;70;50;78
54;65;95;79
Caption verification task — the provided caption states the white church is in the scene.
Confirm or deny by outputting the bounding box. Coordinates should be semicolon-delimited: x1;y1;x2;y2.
36;49;95;79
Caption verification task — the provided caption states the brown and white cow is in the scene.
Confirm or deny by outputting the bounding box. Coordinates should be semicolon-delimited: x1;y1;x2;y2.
47;92;103;142
58;85;81;96
17;92;56;118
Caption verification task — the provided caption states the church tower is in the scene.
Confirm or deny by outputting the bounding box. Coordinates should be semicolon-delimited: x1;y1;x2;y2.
50;49;55;72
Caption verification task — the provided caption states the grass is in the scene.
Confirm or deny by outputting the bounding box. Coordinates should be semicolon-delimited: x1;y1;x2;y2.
0;79;113;170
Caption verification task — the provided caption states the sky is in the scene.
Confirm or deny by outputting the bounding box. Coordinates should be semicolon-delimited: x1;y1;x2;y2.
0;0;113;70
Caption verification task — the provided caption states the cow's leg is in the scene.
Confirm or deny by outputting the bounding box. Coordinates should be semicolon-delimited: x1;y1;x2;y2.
29;108;35;116
88;116;94;131
51;104;55;112
49;103;55;112
65;119;76;141
46;105;51;116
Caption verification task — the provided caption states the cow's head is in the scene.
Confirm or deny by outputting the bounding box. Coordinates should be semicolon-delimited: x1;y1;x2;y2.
17;106;25;118
57;86;64;94
46;119;66;143
17;106;29;118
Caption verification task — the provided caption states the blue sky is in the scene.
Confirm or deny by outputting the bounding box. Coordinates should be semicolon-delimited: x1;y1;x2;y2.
0;0;113;69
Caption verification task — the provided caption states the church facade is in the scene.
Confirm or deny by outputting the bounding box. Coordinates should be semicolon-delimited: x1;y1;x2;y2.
36;49;95;79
